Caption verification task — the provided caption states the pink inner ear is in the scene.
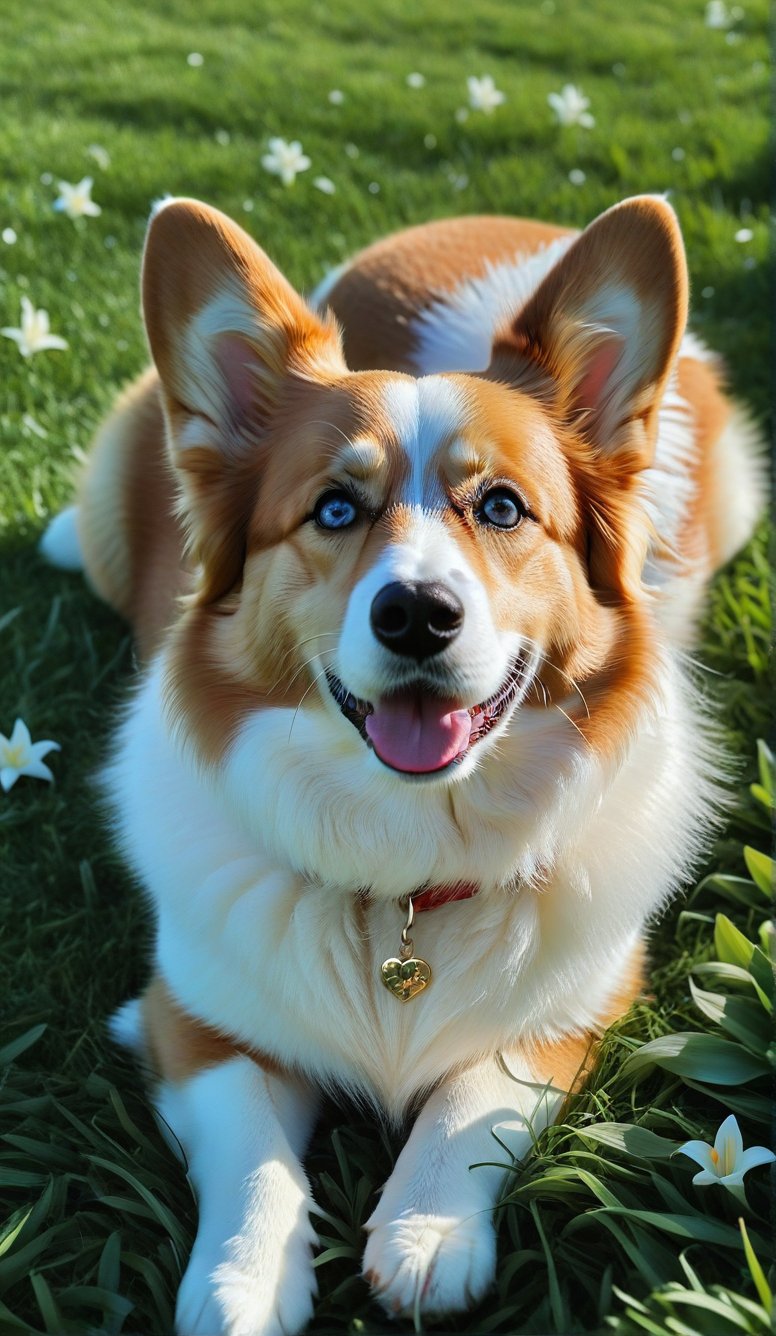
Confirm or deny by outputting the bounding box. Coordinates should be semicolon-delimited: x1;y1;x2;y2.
214;333;260;418
574;334;624;415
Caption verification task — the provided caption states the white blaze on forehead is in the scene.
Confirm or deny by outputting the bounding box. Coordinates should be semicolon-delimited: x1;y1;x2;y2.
336;504;515;706
380;376;468;508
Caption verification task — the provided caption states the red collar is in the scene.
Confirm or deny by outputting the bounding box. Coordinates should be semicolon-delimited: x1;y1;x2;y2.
411;882;479;913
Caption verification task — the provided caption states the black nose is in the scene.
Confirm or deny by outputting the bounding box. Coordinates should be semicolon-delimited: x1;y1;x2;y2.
370;581;464;660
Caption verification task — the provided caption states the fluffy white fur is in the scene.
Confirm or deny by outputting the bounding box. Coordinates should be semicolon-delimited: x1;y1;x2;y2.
105;621;716;1332
38;504;84;570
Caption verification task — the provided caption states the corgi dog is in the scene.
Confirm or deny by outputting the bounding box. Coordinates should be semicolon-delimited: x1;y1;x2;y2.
42;195;763;1336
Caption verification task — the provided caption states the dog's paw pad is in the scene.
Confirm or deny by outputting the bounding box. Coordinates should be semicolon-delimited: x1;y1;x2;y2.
363;1211;496;1317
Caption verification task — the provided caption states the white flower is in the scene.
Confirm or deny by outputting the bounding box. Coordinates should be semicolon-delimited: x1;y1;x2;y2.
2;227;17;244
569;168;587;185
261;138;311;186
187;51;204;66
406;72;426;89
328;89;345;104
1;297;68;358
705;0;732;27
735;227;753;242
677;1115;775;1191
53;177;101;219
0;719;60;792
467;75;505;114
313;176;336;195
86;144;111;170
548;84;595;128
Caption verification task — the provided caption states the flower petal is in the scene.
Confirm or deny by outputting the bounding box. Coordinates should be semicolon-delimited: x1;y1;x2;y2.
676;1139;717;1172
0;767;20;792
691;1168;719;1186
19;759;55;783
29;740;61;762
713;1114;743;1174
9;718;31;750
737;1145;776;1173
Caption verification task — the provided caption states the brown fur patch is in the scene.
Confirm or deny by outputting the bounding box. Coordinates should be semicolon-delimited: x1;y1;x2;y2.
77;369;189;660
675;355;733;572
521;938;647;1098
325;216;573;372
141;975;284;1084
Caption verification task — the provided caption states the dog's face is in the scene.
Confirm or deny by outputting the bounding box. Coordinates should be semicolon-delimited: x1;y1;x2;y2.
144;198;686;884
237;371;610;782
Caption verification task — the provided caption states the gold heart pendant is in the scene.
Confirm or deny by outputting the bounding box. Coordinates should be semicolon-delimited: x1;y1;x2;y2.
380;956;432;1002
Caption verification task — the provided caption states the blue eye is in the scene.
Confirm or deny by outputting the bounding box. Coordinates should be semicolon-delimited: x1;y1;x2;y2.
314;490;359;530
477;487;526;530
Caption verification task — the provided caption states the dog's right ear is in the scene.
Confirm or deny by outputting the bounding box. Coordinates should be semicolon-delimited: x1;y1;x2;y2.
142;198;347;601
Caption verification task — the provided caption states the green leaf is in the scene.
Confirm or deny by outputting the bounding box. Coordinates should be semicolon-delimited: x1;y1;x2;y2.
0;1025;47;1067
714;916;774;1004
29;1273;63;1335
681;1078;772;1125
739;1217;772;1317
530;1199;567;1332
756;739;775;799
743;847;773;899
577;1207;757;1250
693;874;766;909
654;1289;754;1331
714;914;756;970
0;1209;32;1260
578;1123;678;1160
750;783;773;812
621;1032;769;1084
689;979;772;1054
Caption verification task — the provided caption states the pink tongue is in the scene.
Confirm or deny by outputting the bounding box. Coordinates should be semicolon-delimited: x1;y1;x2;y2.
365;693;472;774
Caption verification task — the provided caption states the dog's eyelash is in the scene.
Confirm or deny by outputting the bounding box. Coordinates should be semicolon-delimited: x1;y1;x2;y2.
304;482;377;525
450;478;537;524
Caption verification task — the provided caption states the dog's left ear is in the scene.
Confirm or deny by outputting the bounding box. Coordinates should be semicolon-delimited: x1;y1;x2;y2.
494;195;688;472
142;198;347;601
492;196;687;596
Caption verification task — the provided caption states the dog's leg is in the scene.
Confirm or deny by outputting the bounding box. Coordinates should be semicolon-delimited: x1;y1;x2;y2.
130;981;320;1336
161;1058;319;1336
362;1048;576;1318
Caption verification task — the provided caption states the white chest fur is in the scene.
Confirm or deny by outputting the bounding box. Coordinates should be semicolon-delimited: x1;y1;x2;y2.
107;658;713;1116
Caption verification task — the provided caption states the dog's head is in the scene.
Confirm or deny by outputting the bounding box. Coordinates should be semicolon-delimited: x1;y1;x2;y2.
144;197;687;886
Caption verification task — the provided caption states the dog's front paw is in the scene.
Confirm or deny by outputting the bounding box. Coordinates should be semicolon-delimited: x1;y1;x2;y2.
363;1210;496;1317
175;1216;317;1336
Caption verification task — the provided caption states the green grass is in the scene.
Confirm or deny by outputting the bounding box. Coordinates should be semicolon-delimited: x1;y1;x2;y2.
0;1;771;1332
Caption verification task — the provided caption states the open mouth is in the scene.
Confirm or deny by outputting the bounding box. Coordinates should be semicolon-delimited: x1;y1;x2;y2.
325;657;526;776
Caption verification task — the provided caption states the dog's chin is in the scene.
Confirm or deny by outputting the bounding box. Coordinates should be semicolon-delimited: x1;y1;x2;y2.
325;656;527;783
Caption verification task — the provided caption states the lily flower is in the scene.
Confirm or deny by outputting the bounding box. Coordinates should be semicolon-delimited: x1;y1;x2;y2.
0;719;60;792
467;75;505;113
1;297;68;357
548;84;595;128
261;138;311;186
54;177;102;219
677;1114;775;1200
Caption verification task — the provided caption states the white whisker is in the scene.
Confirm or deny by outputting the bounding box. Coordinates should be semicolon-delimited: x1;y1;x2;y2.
287;664;332;743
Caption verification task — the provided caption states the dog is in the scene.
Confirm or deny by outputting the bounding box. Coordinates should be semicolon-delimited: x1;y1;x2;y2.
42;195;764;1335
